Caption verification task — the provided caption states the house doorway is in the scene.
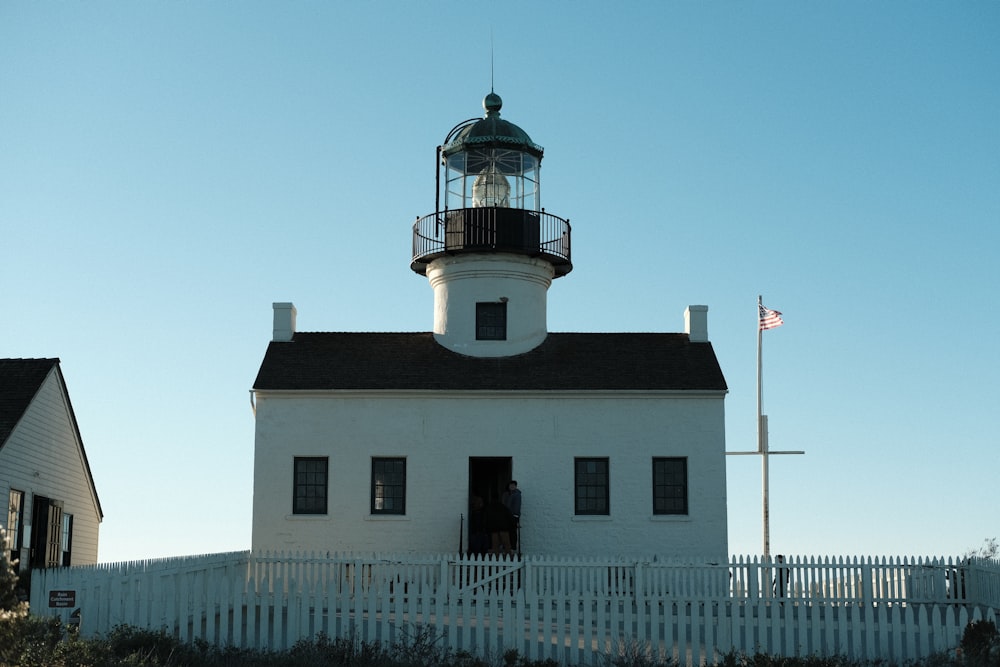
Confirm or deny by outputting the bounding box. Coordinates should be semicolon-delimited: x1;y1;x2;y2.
467;457;511;555
29;495;62;569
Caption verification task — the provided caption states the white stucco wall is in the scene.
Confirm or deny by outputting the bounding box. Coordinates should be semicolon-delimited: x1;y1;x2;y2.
251;390;727;560
0;370;101;567
426;254;553;357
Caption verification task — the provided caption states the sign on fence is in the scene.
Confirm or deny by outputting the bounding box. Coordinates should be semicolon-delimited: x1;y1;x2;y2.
48;590;76;608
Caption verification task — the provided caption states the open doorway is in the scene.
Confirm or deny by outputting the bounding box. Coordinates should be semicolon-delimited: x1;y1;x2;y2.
467;457;511;555
29;495;63;569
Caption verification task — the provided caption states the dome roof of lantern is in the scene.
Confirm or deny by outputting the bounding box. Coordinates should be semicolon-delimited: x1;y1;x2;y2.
442;92;544;159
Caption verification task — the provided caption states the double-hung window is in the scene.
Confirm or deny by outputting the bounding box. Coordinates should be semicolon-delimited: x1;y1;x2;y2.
652;457;688;515
574;457;609;515
293;457;328;515
371;457;406;515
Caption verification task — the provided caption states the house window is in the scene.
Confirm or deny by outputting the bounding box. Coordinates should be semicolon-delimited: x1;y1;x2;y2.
371;457;406;515
6;489;24;565
653;457;688;515
293;457;328;515
476;302;507;340
574;457;609;515
61;514;73;566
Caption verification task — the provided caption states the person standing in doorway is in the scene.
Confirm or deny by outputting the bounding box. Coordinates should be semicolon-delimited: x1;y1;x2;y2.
773;554;789;598
503;480;522;553
468;493;489;555
483;498;514;556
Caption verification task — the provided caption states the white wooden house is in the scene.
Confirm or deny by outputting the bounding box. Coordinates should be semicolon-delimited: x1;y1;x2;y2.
250;93;729;560
1;358;103;575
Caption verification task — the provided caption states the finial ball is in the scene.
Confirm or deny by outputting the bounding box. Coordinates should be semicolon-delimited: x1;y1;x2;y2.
483;92;502;114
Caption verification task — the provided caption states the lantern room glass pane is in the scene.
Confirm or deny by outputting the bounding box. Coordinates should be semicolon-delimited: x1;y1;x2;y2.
444;149;539;212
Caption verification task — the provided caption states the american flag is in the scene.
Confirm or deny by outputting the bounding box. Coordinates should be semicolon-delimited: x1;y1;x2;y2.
759;304;784;330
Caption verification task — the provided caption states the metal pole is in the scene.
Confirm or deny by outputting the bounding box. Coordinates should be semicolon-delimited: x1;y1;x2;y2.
757;295;770;559
762;417;770;560
729;298;801;558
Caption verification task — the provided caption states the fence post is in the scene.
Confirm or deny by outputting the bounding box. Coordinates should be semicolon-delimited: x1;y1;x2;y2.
861;557;872;607
964;558;981;605
521;557;532;606
747;556;760;602
634;560;645;606
440;557;449;601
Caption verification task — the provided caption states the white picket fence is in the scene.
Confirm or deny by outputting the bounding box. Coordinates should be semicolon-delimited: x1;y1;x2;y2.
29;551;1000;666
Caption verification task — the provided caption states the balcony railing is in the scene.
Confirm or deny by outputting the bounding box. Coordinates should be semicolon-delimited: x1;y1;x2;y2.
411;208;572;276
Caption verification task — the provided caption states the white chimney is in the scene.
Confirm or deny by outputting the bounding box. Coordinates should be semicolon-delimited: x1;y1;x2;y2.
272;302;297;342
685;305;708;343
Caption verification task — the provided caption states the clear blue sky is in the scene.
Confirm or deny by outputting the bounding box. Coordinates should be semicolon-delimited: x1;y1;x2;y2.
2;2;997;563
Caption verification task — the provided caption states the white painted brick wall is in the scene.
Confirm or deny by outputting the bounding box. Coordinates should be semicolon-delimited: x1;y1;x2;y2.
252;391;728;560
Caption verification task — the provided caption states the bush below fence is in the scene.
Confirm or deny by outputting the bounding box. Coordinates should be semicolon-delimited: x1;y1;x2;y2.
29;552;1000;667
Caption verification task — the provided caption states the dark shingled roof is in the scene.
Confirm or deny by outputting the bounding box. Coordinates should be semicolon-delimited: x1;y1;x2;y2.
0;358;60;447
253;332;727;392
0;358;104;519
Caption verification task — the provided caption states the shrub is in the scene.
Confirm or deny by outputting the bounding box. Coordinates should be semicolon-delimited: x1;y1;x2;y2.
0;614;64;666
0;527;39;665
0;526;27;618
103;624;191;663
288;632;365;665
598;637;673;667
961;620;1000;667
0;615;984;667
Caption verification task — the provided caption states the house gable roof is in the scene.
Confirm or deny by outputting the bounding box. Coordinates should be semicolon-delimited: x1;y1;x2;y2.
253;332;728;392
0;358;104;519
0;358;60;447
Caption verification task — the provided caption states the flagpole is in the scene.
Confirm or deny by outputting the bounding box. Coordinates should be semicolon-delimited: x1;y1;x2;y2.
729;298;801;559
757;295;770;559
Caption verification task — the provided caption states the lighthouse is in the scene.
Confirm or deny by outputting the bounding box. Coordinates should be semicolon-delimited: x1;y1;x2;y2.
251;91;729;560
411;92;571;357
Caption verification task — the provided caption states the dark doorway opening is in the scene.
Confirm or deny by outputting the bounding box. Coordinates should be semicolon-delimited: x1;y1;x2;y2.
29;495;62;569
467;457;512;555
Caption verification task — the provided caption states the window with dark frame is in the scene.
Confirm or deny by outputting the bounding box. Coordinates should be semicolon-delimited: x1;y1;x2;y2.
61;513;73;566
652;457;688;515
371;457;406;515
574;457;609;515
293;457;329;515
476;302;507;340
6;489;24;566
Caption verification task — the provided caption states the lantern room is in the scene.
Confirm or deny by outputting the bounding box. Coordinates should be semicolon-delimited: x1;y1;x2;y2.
442;91;542;212
411;92;572;277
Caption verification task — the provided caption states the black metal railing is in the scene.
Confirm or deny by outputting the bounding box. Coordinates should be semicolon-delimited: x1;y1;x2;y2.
411;208;572;276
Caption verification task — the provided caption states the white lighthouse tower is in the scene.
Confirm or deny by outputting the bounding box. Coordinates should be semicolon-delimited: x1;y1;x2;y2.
410;92;571;357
